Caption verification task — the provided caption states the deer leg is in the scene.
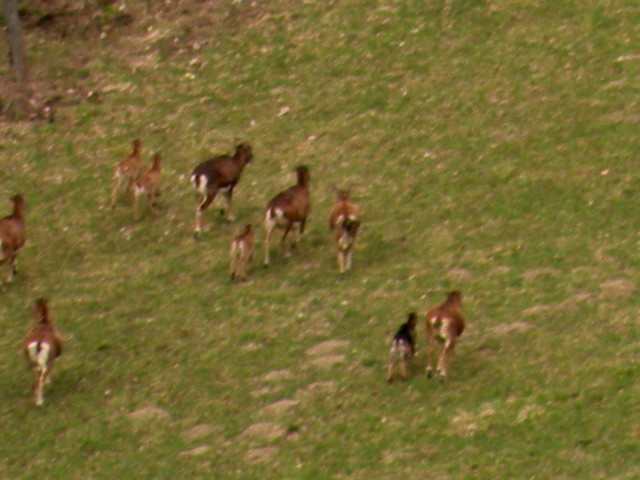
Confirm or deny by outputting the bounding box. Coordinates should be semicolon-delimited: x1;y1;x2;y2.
44;363;54;385
437;340;454;378
425;321;436;378
386;360;395;382
222;188;235;221
346;249;353;271
133;191;142;220
6;253;17;283
111;173;125;208
195;189;217;235
147;192;159;215
239;257;247;282
281;224;293;257
229;245;237;280
337;251;345;273
400;355;408;380
125;176;135;198
152;188;161;207
35;368;46;406
263;216;275;266
387;342;397;382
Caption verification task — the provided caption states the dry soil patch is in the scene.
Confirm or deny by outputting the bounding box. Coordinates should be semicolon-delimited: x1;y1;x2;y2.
127;405;170;422
261;399;299;417
241;422;287;442
246;446;279;463
179;445;210;457
306;339;349;357
182;424;213;442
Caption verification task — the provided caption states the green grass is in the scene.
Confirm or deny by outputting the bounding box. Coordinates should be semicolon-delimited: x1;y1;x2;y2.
1;0;639;478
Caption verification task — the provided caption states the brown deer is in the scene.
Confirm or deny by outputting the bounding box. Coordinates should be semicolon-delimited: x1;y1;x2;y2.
387;312;417;382
190;143;253;235
133;153;162;220
23;298;63;406
263;165;310;266
328;188;360;273
111;139;142;208
229;224;254;283
424;291;466;379
0;194;26;283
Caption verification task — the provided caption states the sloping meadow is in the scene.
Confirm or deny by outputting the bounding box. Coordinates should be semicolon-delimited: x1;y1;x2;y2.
0;0;638;478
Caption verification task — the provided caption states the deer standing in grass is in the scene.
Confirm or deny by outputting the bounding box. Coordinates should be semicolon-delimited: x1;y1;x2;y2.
23;298;63;406
263;165;310;266
328;188;360;273
111;139;142;208
133;153;162;220
425;291;466;379
387;312;417;382
190;143;253;236
229;224;254;283
0;194;26;283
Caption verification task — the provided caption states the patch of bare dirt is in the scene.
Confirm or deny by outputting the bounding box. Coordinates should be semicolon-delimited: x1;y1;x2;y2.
309;354;346;368
306;339;349;357
241;422;287;442
246;446;278;464
260;399;299;417
522;303;553;316
558;293;594;308
522;268;559;280
263;369;292;382
182;424;213;442
179;445;210;457
492;321;532;336
127;405;170;422
600;279;634;297
251;386;275;397
490;266;510;275
295;381;337;401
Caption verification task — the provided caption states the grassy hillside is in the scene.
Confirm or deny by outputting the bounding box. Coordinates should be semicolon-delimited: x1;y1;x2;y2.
0;0;638;478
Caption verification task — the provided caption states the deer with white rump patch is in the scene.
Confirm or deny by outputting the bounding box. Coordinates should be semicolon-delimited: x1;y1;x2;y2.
133;152;162;220
229;224;254;282
424;291;466;379
23;298;63;406
263;165;310;266
387;312;417;382
190;143;253;235
328;187;360;273
111;139;142;208
0;194;26;283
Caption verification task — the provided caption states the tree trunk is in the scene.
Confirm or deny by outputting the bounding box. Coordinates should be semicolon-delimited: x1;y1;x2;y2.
4;0;27;85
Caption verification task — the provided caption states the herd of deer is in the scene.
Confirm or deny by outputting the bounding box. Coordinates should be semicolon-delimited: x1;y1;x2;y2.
2;139;464;405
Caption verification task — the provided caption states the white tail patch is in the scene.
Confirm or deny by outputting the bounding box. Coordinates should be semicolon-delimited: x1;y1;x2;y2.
432;317;451;342
269;208;288;227
264;209;276;230
27;341;51;370
389;339;411;362
231;241;246;258
192;175;208;194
